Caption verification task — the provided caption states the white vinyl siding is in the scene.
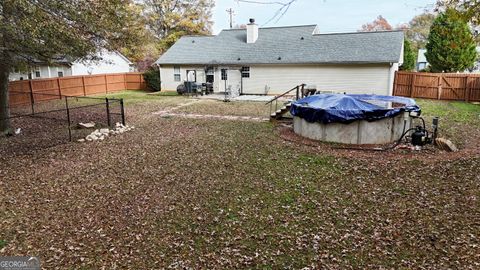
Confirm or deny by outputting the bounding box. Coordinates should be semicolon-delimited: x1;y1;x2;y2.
159;64;395;95
70;50;133;75
241;64;393;95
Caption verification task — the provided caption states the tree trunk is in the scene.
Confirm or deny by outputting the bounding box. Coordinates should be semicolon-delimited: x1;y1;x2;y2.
0;61;12;135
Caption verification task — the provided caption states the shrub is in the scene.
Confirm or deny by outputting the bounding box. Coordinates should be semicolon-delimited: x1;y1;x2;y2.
143;67;161;92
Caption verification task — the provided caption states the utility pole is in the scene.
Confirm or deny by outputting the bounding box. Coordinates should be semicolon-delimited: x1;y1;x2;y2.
226;8;234;29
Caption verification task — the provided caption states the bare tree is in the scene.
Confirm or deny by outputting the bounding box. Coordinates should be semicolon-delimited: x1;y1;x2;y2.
359;15;393;32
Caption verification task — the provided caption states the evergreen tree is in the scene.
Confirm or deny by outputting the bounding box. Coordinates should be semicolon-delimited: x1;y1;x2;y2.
400;39;417;71
425;8;477;72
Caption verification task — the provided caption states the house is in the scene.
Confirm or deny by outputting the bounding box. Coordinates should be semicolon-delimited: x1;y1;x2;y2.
154;19;404;96
417;47;480;72
9;50;135;81
417;49;428;71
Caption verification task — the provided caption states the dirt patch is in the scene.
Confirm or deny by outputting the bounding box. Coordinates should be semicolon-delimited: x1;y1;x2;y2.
175;99;274;117
154;112;269;122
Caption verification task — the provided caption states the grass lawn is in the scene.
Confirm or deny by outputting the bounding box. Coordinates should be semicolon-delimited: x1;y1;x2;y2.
416;99;480;147
0;91;478;269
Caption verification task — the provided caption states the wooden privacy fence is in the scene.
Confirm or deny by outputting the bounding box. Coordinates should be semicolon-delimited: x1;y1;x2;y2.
8;72;147;106
393;71;480;102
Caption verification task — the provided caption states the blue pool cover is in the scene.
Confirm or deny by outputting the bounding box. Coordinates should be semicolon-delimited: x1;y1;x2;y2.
290;94;421;124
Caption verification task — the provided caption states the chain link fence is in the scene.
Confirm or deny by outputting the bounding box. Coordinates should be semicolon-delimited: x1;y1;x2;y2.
1;91;125;155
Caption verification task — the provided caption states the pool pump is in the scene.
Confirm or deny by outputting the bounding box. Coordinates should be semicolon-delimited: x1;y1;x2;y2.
409;116;439;150
411;126;430;147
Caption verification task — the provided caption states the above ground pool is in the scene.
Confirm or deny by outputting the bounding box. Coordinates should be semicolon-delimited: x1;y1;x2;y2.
290;94;421;144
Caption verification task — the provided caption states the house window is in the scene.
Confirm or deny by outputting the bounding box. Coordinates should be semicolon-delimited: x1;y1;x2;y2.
221;69;228;80
206;67;214;83
34;66;41;78
174;66;181;81
241;67;250;78
57;67;64;77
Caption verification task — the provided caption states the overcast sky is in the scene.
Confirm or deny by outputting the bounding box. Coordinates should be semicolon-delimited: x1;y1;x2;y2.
212;0;437;34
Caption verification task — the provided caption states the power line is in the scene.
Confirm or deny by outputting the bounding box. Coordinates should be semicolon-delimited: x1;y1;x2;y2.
235;0;297;25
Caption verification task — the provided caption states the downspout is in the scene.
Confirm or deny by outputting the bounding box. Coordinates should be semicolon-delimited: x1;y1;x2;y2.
388;62;396;96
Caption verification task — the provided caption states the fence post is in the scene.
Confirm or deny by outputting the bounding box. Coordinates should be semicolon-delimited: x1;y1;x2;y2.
65;96;72;142
465;76;471;102
410;74;416;98
28;80;35;114
120;98;126;126
57;77;62;98
81;76;87;96
104;74;108;94
106;97;111;127
392;71;398;96
437;75;443;100
123;73;127;91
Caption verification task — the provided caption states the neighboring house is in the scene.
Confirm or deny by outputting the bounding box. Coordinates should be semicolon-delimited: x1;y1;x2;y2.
417;49;428;71
154;20;404;96
9;50;135;81
417;47;480;72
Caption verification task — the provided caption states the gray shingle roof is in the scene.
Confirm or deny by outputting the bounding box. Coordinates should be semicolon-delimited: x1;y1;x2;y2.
155;25;404;65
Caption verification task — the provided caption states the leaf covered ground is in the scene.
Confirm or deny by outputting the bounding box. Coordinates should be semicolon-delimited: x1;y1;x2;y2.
0;92;479;269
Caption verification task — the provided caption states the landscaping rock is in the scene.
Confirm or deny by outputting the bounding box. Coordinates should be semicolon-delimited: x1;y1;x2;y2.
78;122;96;129
100;128;110;134
435;138;458;152
80;123;134;143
